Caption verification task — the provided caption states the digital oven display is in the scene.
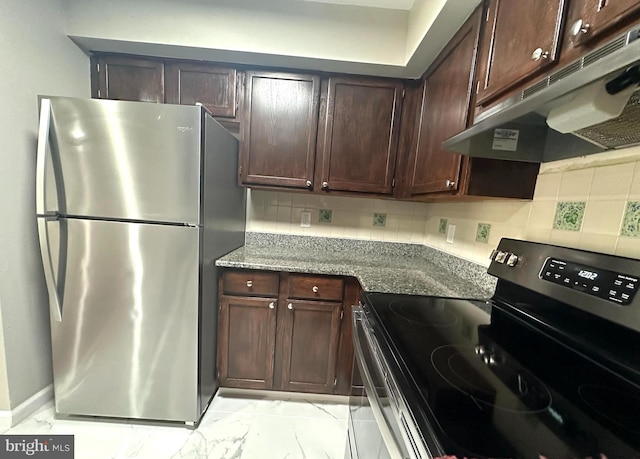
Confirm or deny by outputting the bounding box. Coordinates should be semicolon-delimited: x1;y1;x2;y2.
540;258;639;305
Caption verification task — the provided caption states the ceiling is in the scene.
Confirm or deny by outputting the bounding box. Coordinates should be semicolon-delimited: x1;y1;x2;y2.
296;0;415;10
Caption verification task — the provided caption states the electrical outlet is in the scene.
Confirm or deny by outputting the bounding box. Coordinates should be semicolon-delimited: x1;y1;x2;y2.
300;211;311;228
446;224;456;244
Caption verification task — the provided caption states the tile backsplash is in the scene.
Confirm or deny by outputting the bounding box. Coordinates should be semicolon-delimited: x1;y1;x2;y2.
247;146;640;265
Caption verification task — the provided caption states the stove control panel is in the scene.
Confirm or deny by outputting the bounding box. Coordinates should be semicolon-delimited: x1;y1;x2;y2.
540;258;639;305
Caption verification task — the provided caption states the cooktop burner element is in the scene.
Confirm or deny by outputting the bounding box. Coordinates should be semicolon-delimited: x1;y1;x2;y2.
389;297;459;327
578;384;640;433
431;345;552;414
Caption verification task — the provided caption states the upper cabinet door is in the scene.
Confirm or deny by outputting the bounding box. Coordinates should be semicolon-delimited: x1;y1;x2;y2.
165;63;237;118
476;0;567;105
404;10;480;196
317;77;403;195
563;0;640;50
240;71;320;189
95;56;165;103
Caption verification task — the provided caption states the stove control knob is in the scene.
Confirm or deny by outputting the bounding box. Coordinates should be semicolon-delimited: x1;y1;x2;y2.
495;251;508;263
474;345;486;355
487;355;498;366
507;254;519;267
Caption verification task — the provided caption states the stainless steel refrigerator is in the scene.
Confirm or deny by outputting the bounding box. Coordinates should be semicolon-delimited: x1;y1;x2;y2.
35;96;246;426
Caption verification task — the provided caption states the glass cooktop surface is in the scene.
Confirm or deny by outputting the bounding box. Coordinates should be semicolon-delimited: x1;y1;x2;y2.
362;291;640;459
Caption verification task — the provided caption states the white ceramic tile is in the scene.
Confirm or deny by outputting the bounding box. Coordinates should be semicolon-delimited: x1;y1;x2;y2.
589;163;634;200
262;191;279;207
277;192;293;207
558;168;594;200
615;236;640;259
578;233;618;255
527;201;557;229
580;200;626;236
549;229;582;248
630;161;640;199
532;172;561;201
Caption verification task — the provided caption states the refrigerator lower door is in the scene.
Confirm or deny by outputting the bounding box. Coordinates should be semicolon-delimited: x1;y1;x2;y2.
48;218;200;423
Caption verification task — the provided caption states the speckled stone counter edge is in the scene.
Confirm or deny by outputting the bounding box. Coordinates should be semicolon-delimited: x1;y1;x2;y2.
236;233;497;296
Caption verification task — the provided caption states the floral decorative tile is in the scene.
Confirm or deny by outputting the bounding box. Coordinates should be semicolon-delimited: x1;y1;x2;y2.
438;218;448;234
373;213;387;227
318;209;332;223
553;201;586;231
476;223;491;243
621;201;640;237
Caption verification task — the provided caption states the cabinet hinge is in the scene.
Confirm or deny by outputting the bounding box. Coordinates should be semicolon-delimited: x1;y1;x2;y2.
333;377;337;387
392;178;396;188
340;308;344;320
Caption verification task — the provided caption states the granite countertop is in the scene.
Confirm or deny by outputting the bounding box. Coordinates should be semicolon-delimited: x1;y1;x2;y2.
216;234;497;306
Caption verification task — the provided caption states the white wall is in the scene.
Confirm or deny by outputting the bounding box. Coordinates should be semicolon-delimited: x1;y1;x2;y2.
62;0;478;78
247;146;640;266
0;0;89;410
64;0;408;76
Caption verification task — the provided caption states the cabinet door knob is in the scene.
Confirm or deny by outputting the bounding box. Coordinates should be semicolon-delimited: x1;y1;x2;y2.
246;280;253;287
288;303;293;310
322;181;329;189
446;179;456;188
306;180;312;188
531;48;550;61
312;286;319;293
269;302;275;309
570;18;590;45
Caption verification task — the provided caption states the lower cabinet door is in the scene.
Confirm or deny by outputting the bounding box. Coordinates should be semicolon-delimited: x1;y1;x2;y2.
279;300;342;394
218;295;277;390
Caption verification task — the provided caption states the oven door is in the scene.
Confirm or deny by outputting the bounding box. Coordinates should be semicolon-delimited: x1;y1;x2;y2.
348;306;426;459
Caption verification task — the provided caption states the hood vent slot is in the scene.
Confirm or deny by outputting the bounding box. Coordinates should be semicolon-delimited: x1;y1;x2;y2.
583;35;628;66
574;89;640;148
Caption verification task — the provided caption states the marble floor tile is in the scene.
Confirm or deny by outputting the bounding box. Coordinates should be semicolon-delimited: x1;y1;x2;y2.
2;390;349;459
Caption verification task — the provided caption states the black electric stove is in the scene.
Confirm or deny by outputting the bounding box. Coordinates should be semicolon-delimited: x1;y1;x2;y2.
349;238;640;459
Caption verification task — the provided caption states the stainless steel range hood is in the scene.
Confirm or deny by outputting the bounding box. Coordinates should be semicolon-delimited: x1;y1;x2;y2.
442;25;640;163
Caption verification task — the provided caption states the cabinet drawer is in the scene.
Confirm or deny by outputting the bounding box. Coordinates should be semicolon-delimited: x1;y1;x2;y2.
288;274;344;301
223;271;279;296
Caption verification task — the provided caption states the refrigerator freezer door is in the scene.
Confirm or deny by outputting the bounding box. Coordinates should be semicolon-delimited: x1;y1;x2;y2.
49;218;200;423
44;97;202;224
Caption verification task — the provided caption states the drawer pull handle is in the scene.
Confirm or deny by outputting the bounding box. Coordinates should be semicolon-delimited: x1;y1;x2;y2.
246;280;253;288
312;286;319;293
288;303;293;310
269;302;275;309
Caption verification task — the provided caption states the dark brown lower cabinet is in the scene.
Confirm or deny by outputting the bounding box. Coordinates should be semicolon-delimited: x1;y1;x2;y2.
217;270;357;395
278;299;341;393
218;295;277;390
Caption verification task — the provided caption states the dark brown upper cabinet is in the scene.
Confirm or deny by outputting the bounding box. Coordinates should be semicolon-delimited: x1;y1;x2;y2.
395;6;540;201
401;10;480;197
560;0;640;62
165;63;237;118
240;71;320;190
475;0;568;106
316;77;403;195
93;55;165;103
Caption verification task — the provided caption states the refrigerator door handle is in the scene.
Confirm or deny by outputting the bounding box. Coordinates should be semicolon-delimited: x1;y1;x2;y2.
37;216;62;322
36;98;52;216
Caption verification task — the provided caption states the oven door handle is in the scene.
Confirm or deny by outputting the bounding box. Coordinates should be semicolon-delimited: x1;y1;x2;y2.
352;307;405;459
